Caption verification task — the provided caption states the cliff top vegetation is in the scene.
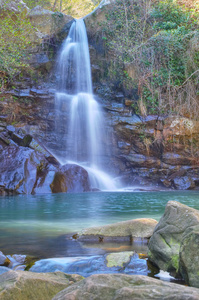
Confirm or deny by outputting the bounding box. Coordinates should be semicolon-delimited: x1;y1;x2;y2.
96;0;199;119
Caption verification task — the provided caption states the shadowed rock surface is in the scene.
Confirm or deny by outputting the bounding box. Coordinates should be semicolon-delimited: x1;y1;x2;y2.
52;273;199;300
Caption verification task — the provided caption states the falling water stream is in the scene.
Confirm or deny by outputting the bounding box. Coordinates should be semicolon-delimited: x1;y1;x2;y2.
54;19;116;190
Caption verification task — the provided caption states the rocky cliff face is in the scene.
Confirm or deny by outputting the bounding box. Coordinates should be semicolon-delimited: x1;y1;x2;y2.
0;0;199;192
83;1;199;189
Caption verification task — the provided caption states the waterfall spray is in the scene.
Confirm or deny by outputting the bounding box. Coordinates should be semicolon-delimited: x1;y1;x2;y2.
54;19;116;190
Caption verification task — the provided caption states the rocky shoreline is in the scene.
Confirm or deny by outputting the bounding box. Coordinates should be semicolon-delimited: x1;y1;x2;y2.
0;201;199;299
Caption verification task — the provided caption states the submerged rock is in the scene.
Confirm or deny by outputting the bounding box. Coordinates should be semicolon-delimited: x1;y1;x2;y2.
77;218;157;241
0;270;83;300
52;273;199;300
106;251;135;268
148;201;199;274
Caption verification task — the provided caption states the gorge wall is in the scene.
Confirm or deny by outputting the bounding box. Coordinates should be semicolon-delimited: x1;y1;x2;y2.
0;0;199;192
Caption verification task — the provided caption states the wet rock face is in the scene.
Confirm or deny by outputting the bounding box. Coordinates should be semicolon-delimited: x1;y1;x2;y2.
0;145;39;195
2;89;199;190
0;123;91;195
103;107;199;189
52;273;199;300
148;201;199;279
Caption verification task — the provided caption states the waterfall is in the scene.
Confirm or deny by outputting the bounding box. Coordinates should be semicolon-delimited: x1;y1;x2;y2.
54;19;116;191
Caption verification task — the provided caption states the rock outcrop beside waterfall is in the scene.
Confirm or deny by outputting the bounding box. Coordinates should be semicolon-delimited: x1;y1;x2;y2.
0;125;90;195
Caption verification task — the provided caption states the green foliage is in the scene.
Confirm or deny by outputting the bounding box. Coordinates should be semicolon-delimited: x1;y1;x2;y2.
151;0;192;30
101;0;199;118
0;1;34;89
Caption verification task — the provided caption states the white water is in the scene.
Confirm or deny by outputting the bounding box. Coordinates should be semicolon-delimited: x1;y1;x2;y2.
55;19;117;190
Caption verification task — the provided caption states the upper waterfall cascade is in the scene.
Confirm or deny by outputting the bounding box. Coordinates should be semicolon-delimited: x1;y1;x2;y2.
54;19;117;190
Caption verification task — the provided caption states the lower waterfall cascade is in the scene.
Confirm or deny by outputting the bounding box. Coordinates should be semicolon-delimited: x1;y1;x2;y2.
53;18;117;191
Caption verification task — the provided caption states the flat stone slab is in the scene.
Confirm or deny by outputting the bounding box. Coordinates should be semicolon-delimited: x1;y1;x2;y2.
76;218;158;242
52;273;199;300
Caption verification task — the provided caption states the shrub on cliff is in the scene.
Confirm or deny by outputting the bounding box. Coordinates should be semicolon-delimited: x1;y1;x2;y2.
0;0;34;90
100;0;199;119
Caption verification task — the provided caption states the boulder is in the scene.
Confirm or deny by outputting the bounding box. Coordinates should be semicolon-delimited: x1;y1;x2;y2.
52;273;199;300
76;218;157;241
50;164;90;193
179;226;199;288
0;270;83;300
148;201;199;273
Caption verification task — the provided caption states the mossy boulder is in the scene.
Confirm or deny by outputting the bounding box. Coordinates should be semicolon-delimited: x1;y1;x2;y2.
0;270;83;300
148;201;199;273
106;251;135;268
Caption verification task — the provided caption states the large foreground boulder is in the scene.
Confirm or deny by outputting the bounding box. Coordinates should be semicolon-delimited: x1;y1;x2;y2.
52;273;199;300
76;218;157;242
179;226;199;288
0;270;83;300
148;201;199;274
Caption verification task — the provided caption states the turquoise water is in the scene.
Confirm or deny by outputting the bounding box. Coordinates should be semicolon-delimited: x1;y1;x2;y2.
0;191;199;257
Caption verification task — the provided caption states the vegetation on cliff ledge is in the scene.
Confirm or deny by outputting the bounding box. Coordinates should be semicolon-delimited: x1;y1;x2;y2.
99;0;199;119
0;0;100;90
